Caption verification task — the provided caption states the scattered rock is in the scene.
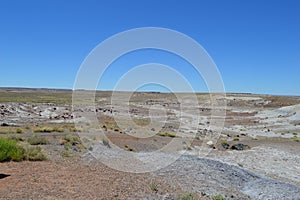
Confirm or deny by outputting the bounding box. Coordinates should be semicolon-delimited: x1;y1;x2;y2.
221;143;230;150
231;143;250;151
207;141;216;149
1;122;16;127
1;122;10;126
102;125;107;131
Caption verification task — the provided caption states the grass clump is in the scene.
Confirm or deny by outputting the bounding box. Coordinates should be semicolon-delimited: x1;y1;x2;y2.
69;127;81;132
0;138;23;161
293;138;300;142
233;137;239;141
176;192;195;200
34;126;64;133
63;134;81;145
213;194;226;200
23;146;46;161
61;134;85;151
8;135;26;142
60;150;71;157
157;132;177;138
195;136;200;140
16;128;23;133
149;180;158;192
28;135;49;145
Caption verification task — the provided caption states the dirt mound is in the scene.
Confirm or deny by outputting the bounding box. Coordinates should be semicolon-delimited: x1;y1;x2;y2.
155;155;300;199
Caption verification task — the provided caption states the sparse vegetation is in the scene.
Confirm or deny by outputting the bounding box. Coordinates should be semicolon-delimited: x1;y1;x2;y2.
99;115;119;130
1;89;300;198
220;138;228;144
8;135;26;142
0;138;46;162
0;138;23;161
183;145;193;151
33;177;39;182
157;132;177;138
102;138;110;148
213;194;226;200
61;134;85;151
69;127;81;132
149;180;158;192
176;192;195;200
0;129;12;134
293;138;300;142
0;90;72;104
16;128;23;133
63;134;81;145
61;150;71;157
28;135;49;145
124;145;138;152
34;126;64;133
133;118;150;126
23;146;46;161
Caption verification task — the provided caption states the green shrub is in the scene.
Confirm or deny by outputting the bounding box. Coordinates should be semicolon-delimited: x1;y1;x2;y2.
0;138;24;162
233;137;239;141
28;135;49;145
16;128;23;133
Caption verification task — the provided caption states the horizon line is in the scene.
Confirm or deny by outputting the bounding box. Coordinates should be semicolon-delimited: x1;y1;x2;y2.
0;86;299;97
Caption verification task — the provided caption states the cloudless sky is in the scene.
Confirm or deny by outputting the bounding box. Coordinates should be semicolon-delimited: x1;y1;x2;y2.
0;0;299;95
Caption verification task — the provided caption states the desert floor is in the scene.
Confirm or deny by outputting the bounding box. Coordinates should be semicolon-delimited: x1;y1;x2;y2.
0;88;300;199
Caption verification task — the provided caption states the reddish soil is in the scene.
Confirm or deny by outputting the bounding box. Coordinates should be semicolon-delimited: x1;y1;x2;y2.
0;160;186;200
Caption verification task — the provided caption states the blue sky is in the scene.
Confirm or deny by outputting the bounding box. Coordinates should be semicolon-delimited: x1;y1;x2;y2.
0;0;299;95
